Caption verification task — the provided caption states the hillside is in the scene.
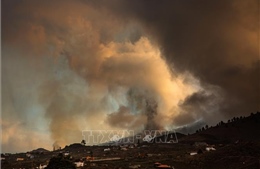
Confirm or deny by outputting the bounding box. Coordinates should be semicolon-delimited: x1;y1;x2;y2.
1;111;260;169
179;111;260;144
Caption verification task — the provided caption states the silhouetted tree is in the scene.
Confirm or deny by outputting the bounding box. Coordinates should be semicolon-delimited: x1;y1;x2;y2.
220;121;224;125
81;139;86;146
46;155;76;169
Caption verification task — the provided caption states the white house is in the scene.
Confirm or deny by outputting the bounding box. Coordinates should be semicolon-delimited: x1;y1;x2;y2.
190;152;197;156
64;152;70;156
74;161;84;167
104;148;111;151
39;164;47;169
121;147;127;151
16;158;24;161
206;147;216;151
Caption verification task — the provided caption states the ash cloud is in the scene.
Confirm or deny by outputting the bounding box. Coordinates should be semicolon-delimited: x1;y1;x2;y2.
112;0;259;119
106;106;146;130
176;87;224;126
2;0;259;152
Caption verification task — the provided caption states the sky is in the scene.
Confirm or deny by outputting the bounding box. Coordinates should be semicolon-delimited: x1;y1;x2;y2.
1;0;259;153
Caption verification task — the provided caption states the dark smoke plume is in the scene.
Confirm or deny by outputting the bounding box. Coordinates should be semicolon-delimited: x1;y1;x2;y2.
145;99;160;130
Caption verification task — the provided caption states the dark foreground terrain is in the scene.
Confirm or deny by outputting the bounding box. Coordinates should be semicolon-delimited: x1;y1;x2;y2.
2;112;260;169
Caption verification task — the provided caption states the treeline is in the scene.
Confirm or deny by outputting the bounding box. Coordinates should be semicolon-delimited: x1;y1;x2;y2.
196;111;260;133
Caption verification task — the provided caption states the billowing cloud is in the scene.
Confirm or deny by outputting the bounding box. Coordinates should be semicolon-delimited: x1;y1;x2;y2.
2;0;258;152
114;0;259;119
